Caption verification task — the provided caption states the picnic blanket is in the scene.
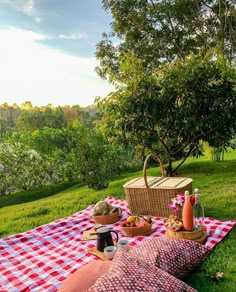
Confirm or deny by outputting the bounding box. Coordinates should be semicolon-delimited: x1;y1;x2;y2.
0;196;235;292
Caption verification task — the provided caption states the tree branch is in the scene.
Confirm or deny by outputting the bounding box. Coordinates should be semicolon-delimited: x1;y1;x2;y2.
171;135;190;156
171;124;220;156
158;137;170;154
201;1;220;21
161;109;177;141
149;0;155;7
161;123;174;141
172;145;194;174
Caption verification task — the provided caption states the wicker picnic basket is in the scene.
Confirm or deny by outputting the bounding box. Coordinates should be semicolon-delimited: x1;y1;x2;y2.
123;154;192;218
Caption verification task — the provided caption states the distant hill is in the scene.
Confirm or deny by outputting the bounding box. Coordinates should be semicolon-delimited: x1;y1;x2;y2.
0;102;98;130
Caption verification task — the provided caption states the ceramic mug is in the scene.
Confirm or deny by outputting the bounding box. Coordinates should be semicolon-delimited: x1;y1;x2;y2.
104;246;117;260
117;239;129;251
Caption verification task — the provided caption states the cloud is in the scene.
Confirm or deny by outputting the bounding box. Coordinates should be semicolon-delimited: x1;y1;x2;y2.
58;32;87;40
2;0;42;24
0;27;48;40
35;17;42;23
1;0;35;16
0;27;113;107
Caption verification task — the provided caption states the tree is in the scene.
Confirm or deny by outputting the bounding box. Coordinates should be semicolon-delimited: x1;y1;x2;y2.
31;127;67;183
0;143;45;194
21;101;33;110
14;146;46;190
96;51;236;175
96;0;236;82
16;108;42;132
0;104;21;129
16;106;67;132
31;127;67;154
0;143;17;194
65;121;125;189
0;118;7;138
42;106;67;129
62;105;93;126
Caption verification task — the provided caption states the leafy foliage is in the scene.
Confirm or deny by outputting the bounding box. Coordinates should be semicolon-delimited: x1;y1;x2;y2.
0;119;141;193
64;121;131;190
16;106;67;132
96;51;236;175
97;0;236;81
0;143;45;194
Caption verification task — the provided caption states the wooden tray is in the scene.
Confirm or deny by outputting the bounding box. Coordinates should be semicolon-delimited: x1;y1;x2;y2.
165;226;207;244
82;229;97;241
87;247;112;261
88;245;132;261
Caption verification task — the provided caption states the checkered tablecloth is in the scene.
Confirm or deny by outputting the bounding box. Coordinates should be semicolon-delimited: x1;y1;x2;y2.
0;197;235;291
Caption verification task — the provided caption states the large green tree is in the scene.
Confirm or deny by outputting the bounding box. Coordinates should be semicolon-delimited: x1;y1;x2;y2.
96;0;236;82
96;51;236;175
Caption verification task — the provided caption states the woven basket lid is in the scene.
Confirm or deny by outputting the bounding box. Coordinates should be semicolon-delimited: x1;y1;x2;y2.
123;177;192;190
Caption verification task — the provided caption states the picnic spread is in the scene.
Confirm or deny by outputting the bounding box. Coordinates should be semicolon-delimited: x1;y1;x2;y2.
0;196;235;291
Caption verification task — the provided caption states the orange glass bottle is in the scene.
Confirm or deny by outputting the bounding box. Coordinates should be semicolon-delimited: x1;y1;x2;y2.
182;190;194;231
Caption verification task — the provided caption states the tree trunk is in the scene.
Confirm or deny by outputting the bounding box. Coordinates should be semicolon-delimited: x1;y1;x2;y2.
167;158;173;177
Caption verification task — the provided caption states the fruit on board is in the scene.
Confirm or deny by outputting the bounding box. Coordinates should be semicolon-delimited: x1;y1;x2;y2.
135;217;146;227
127;216;136;223
121;215;152;227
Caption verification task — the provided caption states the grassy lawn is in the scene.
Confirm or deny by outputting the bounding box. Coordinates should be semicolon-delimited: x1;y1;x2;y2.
0;150;235;291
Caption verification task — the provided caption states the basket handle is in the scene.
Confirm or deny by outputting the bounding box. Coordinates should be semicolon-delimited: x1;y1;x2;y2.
143;153;165;188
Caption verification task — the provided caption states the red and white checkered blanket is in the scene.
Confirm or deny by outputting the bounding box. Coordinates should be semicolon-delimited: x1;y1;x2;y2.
0;197;235;291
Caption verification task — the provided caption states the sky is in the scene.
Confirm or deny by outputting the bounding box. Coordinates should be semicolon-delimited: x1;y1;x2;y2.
0;0;115;107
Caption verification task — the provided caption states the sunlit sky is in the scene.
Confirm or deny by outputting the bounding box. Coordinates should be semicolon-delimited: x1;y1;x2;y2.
0;0;114;107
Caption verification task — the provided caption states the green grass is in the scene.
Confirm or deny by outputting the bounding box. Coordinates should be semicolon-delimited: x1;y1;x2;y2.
0;150;235;292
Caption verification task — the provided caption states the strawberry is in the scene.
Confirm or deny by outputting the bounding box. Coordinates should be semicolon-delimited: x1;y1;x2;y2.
190;196;195;204
135;217;145;227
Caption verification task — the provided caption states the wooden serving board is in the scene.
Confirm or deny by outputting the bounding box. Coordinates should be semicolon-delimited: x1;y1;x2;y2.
88;245;132;261
82;229;97;241
87;247;112;261
165;226;208;244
